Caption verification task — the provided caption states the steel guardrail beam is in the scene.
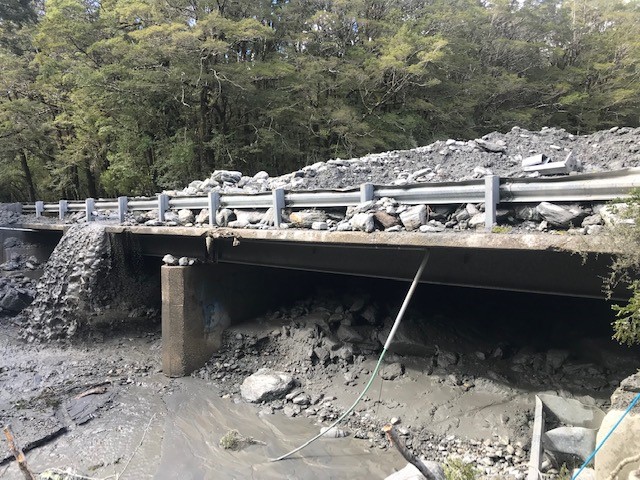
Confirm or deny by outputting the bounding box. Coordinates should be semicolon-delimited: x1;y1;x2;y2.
20;168;640;230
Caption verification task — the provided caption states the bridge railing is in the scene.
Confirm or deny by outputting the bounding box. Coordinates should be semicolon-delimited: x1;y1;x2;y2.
23;167;640;231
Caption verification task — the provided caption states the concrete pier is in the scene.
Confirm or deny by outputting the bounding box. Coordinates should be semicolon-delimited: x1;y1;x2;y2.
161;263;306;377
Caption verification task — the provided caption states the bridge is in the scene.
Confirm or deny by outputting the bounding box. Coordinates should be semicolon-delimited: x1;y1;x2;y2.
1;168;637;376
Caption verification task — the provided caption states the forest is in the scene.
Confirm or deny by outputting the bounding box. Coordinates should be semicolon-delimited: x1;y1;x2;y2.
0;0;639;201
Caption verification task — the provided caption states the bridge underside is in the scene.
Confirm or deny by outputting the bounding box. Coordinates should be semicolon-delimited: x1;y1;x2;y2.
119;227;619;300
7;224;623;376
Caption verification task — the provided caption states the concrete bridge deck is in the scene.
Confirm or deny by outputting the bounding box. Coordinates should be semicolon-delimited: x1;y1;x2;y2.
13;223;619;299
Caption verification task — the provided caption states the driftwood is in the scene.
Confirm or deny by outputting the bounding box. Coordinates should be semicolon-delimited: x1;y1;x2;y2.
382;424;436;480
0;426;68;466
2;425;36;480
74;385;109;400
606;452;640;480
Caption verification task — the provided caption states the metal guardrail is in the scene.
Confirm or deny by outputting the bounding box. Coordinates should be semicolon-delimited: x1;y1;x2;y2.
23;167;640;231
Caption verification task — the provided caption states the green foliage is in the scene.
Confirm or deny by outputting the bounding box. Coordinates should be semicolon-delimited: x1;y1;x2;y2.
444;458;478;480
1;0;640;201
608;188;640;346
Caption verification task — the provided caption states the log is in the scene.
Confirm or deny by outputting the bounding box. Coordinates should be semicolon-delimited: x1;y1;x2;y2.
382;424;437;480
0;426;67;466
2;425;36;480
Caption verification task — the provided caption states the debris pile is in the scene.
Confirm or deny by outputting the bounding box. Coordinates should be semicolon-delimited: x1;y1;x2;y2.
20;224;112;341
193;286;639;478
168;126;640;196
117;125;640;234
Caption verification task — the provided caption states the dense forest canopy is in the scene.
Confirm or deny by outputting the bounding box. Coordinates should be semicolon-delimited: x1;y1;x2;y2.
0;0;639;201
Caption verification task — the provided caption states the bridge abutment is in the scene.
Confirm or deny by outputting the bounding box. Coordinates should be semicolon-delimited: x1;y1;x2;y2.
161;263;304;377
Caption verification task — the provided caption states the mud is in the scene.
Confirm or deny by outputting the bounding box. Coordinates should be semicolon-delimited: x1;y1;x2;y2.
0;323;408;480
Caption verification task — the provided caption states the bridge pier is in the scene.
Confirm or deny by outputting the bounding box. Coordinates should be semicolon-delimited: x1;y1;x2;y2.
161;263;303;377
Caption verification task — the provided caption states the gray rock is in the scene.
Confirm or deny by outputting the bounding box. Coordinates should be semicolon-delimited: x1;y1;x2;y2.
374;211;399;229
600;203;635;227
400;205;427;231
195;209;209;224
177;209;195;224
162;254;178;266
336;325;364;343
419;223;445;233
436;351;459;368
546;349;570;371
350;201;376;214
3;237;19;248
164;211;179;223
536;202;587;228
581;213;602;227
311;221;329;230
385;460;446;480
290;210;327;227
515;205;542;222
240;368;295;403
228;219;249;229
380;362;404;380
475;138;507;153
0;289;33;312
212;170;242;184
235;210;264;224
468;213;486;228
351;213;375;233
542;426;597;461
216;208;236;226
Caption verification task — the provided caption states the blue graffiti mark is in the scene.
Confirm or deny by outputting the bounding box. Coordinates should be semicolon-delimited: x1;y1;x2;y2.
203;301;229;333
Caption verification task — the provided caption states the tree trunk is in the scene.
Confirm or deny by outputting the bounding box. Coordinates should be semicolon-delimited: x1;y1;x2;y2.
19;150;36;202
84;159;97;198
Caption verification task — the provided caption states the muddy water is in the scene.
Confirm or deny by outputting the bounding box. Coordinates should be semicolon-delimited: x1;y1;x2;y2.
6;378;404;480
155;379;403;480
1;324;405;480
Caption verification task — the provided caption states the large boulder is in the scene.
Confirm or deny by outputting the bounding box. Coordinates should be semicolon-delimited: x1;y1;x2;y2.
399;205;427;231
596;373;640;479
177;209;195;224
240;368;295;403
542;426;597;461
595;410;640;480
536;202;587;228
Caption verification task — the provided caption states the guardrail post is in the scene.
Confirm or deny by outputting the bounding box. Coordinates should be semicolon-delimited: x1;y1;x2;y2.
484;175;500;231
117;196;128;223
208;191;220;227
85;198;95;222
360;183;374;202
59;200;68;220
35;201;44;218
158;193;168;222
272;188;285;228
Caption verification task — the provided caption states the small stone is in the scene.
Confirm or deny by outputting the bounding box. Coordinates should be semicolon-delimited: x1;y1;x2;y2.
351;213;375;233
162;254;178;266
380;363;404;380
311;221;329;230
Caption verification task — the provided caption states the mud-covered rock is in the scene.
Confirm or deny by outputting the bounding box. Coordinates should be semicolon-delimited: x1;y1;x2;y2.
240;368;296;403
